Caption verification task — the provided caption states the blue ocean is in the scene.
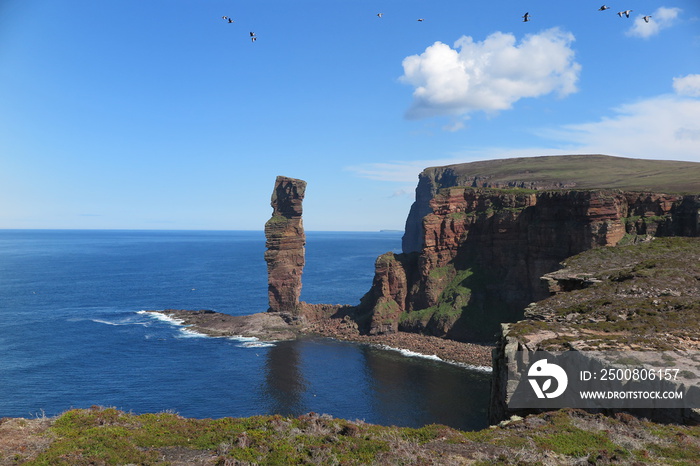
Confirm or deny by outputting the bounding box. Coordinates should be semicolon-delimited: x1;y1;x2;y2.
0;230;490;430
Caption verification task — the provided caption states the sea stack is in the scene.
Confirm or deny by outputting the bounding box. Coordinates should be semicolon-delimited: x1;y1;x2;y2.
264;176;307;317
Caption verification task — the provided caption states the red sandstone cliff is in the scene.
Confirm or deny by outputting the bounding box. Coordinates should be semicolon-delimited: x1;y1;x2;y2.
264;176;307;317
359;156;700;341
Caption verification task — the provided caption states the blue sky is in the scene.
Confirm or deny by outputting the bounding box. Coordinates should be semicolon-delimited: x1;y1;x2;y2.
1;0;698;231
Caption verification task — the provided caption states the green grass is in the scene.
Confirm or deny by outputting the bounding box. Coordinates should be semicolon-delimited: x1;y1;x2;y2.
428;154;700;193
509;237;700;350
24;409;463;465
400;268;473;329
10;407;700;465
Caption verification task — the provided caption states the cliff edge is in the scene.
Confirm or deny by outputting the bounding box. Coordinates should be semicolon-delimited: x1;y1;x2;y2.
359;155;700;342
403;154;700;253
490;237;700;424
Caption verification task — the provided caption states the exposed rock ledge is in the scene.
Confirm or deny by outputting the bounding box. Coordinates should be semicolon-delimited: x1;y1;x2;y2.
490;237;700;425
145;310;302;341
144;308;494;367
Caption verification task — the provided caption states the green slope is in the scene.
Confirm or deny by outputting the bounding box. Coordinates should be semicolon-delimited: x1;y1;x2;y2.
430;154;700;193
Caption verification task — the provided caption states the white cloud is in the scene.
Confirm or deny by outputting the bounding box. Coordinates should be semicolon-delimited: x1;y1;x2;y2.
442;119;466;132
674;74;700;97
627;7;681;38
544;95;700;161
399;28;581;119
349;77;700;183
544;76;700;160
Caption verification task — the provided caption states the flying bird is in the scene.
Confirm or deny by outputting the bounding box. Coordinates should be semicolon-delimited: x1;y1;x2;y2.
417;18;424;22
523;12;531;22
227;18;234;23
598;5;610;11
377;13;383;18
250;32;257;43
643;15;652;23
617;10;633;18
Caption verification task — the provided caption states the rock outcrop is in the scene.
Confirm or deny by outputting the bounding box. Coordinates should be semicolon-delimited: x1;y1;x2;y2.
489;237;700;424
359;155;700;341
264;176;307;317
144;309;300;340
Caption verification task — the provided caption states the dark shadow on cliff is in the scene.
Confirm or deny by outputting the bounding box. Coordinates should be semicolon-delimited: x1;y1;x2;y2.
444;251;546;342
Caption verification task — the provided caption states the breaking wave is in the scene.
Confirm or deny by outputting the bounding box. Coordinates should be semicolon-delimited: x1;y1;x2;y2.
137;311;276;347
378;344;492;372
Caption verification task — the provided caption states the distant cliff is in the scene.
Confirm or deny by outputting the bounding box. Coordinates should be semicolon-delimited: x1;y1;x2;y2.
403;154;700;253
359;155;700;342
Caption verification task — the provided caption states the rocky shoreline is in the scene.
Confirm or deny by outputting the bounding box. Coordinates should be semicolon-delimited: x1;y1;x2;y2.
146;309;494;369
330;332;494;369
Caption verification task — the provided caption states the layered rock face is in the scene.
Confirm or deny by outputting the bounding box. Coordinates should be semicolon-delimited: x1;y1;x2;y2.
264;176;307;317
402;155;700;253
361;185;700;340
402;166;575;253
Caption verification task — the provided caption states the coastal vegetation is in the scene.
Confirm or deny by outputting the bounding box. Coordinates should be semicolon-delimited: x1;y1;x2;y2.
512;237;700;351
432;154;700;193
3;406;700;465
400;268;473;332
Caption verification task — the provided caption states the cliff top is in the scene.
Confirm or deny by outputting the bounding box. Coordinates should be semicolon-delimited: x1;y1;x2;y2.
6;406;699;464
509;237;700;351
426;154;700;193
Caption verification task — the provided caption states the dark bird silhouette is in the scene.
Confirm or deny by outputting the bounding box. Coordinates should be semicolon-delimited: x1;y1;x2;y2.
417;18;424;22
377;13;383;18
598;5;610;11
227;18;234;23
523;12;531;22
618;10;633;18
250;32;257;43
643;15;652;23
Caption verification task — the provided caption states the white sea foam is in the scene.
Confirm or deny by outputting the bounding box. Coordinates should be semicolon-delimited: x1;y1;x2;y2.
228;336;260;342
91;318;122;326
136;311;277;346
240;341;276;348
378;344;492;372
228;335;277;348
395;347;443;362
137;310;185;326
91;318;148;327
177;328;209;338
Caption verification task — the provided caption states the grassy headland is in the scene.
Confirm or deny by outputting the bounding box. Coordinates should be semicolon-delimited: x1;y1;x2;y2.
3;406;700;465
431;154;700;193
